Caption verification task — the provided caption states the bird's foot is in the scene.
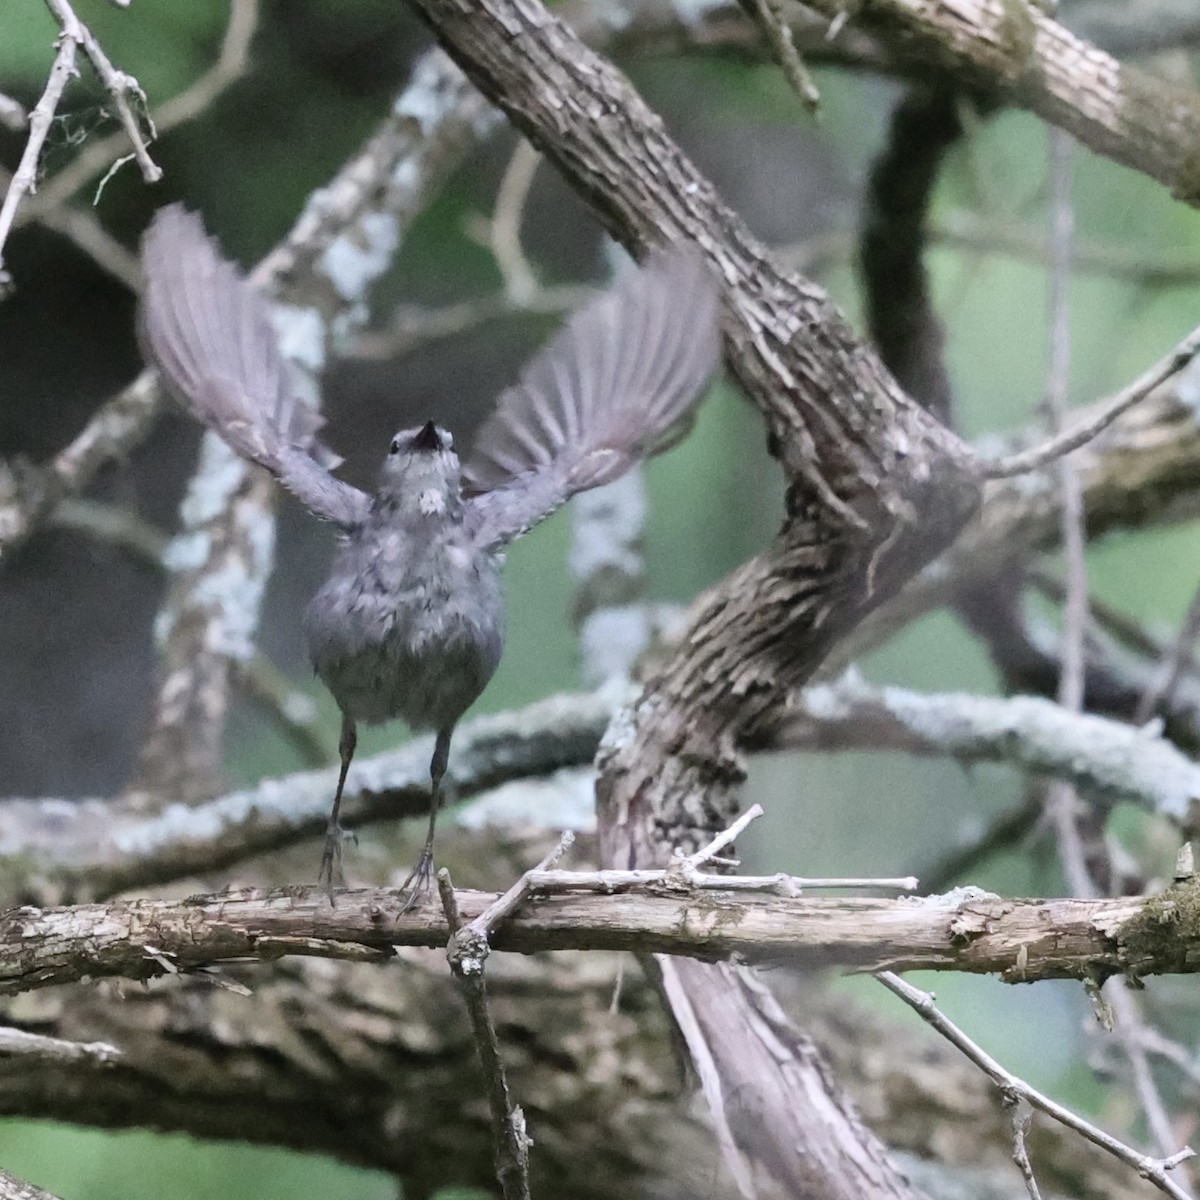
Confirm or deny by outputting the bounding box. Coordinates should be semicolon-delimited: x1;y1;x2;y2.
318;823;356;903
397;848;436;914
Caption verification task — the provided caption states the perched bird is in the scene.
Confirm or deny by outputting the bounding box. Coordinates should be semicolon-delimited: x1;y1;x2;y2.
138;204;721;899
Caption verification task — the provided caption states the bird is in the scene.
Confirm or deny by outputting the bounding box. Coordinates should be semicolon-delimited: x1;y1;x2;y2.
138;203;721;901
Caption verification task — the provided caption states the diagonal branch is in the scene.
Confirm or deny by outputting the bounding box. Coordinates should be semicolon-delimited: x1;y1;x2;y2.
0;689;614;905
0;1170;61;1200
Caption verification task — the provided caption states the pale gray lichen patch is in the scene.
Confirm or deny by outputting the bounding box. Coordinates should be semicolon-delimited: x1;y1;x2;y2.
178;436;249;528
569;474;646;581
272;303;325;376
800;676;1200;820
161;530;212;574
457;768;597;832
319;211;401;304
579;608;652;686
393;53;466;132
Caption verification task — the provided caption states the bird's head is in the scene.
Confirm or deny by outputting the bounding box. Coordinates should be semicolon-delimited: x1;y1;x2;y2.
377;420;462;513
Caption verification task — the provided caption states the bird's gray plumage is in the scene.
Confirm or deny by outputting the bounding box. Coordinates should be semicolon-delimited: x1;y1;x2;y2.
304;425;504;732
139;206;371;531
138;203;721;894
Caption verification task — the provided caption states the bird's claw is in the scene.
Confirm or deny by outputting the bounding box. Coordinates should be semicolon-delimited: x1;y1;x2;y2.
318;823;352;903
397;849;436;914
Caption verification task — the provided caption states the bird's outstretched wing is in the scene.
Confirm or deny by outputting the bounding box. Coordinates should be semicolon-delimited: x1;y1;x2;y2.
462;249;721;549
139;204;370;530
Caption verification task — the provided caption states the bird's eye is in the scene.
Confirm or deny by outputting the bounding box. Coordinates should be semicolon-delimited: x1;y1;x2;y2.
389;437;401;455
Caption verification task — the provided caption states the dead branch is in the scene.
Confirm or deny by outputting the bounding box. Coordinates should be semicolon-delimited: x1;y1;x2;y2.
879;973;1195;1200
4;879;1199;995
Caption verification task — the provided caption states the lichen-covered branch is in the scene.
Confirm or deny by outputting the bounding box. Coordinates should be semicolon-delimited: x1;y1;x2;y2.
0;1169;60;1200
773;677;1200;824
0;689;614;905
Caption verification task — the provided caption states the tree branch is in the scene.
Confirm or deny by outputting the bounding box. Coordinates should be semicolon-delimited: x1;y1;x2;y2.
4;878;1198;996
0;1170;61;1200
773;676;1200;824
800;0;1200;211
0;689;614;905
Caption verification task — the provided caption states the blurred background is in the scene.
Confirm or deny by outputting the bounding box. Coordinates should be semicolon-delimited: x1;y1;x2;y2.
2;0;1200;1196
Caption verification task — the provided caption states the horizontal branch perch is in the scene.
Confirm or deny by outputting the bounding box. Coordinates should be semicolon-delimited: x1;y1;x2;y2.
4;879;1198;995
5;676;1197;903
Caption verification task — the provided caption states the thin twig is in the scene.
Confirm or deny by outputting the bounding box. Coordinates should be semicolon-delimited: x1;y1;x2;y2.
1029;569;1170;667
33;195;142;290
523;866;918;895
877;973;1195;1200
751;0;821;112
1137;1026;1200;1097
489;138;541;303
43;0;161;185
23;0;257;220
0;1026;120;1065
1039;129;1190;1182
1040;130;1097;901
1136;581;1200;724
0;31;78;289
466;830;575;938
439;868;533;1200
985;320;1200;478
1004;1095;1044;1200
1108;985;1183;1161
677;802;764;869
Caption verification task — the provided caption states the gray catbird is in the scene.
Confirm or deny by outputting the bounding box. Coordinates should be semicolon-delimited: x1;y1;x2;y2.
139;204;720;898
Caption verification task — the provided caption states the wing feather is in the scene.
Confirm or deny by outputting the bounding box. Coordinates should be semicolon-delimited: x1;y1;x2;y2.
463;249;720;548
139;205;370;530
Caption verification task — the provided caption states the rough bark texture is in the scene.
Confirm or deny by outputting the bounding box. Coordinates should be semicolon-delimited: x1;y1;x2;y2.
400;2;979;1195
807;0;1200;208
4;881;1199;993
0;948;1162;1200
850;378;1200;663
402;0;980;859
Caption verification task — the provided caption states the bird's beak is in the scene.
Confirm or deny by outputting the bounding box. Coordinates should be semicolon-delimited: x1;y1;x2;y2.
412;420;441;452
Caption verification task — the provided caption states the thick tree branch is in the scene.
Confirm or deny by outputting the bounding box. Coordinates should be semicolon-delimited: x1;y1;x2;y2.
0;936;1154;1200
852;373;1200;662
803;0;1200;210
3;880;1199;994
0;690;614;905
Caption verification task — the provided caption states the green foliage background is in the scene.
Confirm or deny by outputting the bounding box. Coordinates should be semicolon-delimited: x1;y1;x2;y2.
3;1;1200;1195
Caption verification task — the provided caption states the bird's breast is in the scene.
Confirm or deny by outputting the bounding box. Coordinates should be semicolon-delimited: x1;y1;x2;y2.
304;531;504;729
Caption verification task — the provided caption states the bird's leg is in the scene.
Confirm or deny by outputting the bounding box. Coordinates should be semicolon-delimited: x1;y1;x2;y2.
398;725;453;910
319;712;357;900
